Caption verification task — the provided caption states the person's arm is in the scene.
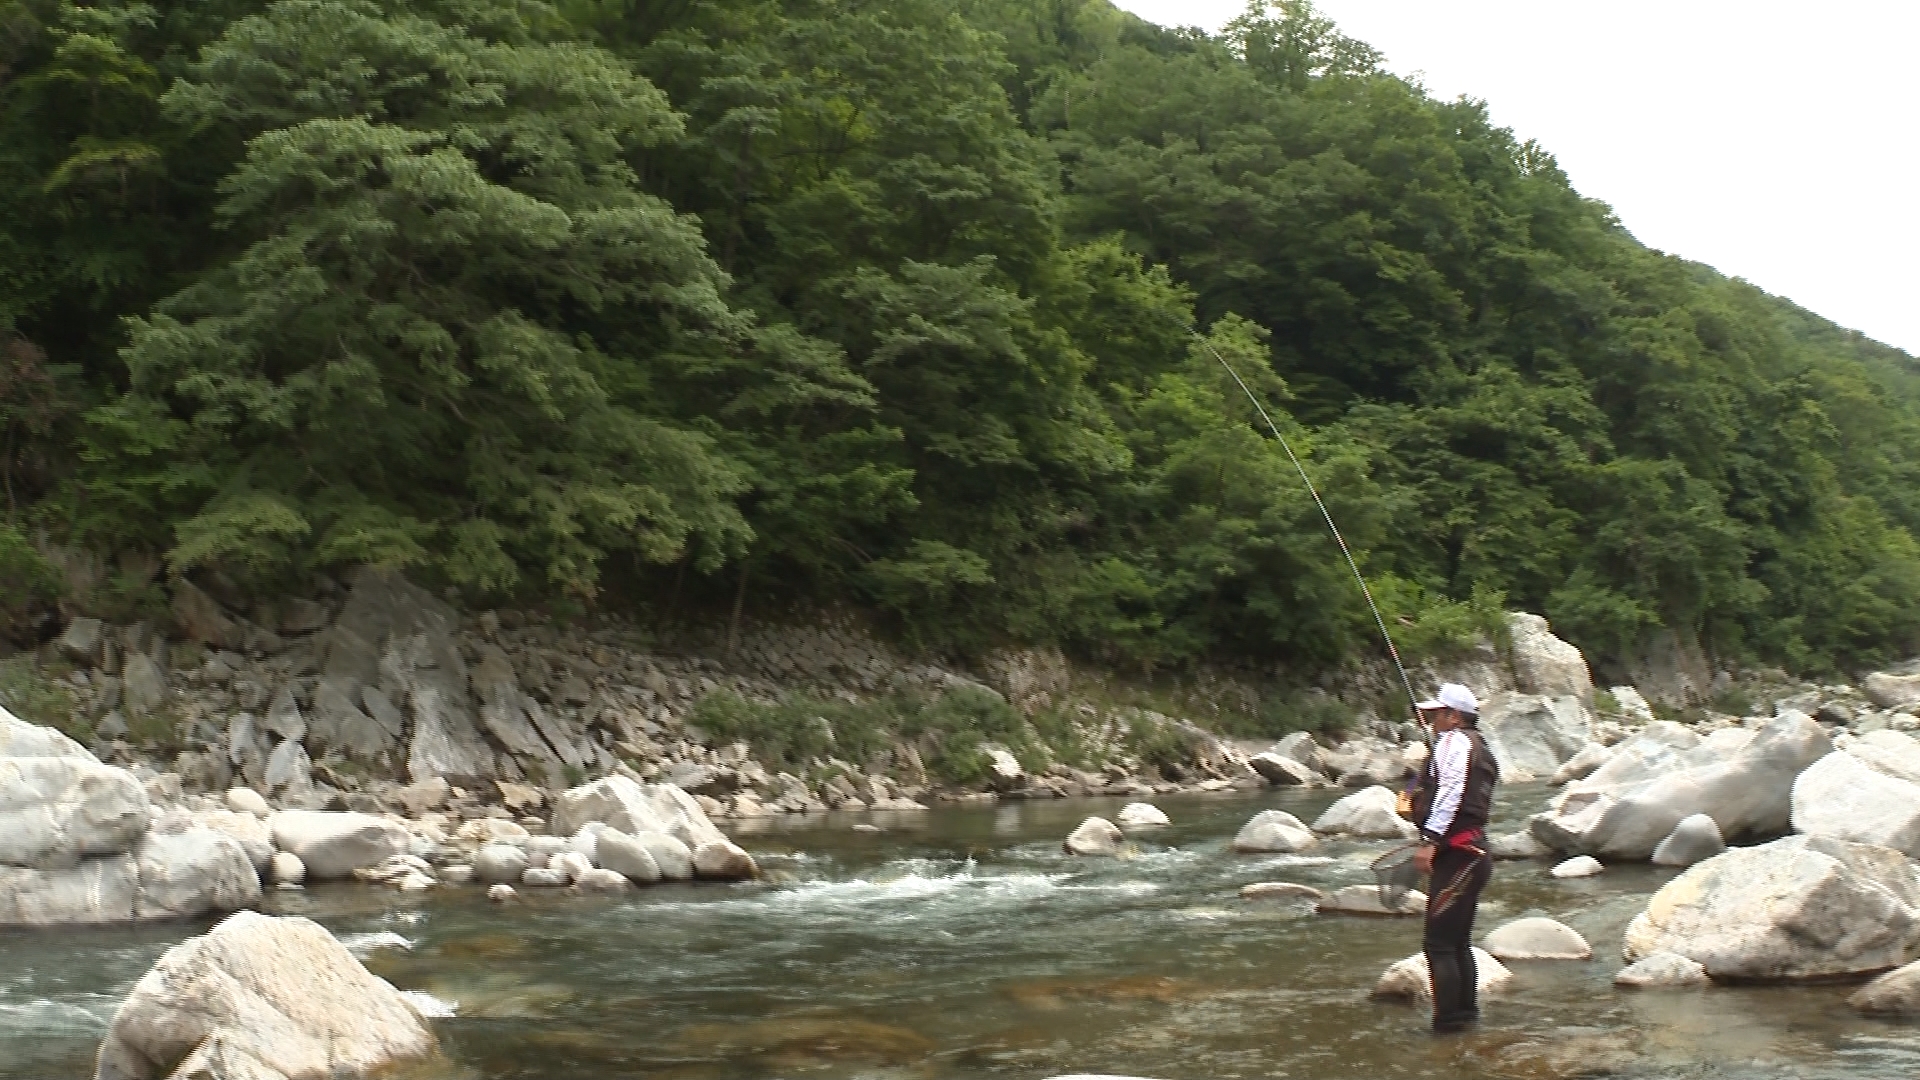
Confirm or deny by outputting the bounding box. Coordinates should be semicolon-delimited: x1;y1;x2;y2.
1421;731;1469;842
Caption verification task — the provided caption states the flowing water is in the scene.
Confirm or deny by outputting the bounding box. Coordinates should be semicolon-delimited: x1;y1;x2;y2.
5;784;1919;1079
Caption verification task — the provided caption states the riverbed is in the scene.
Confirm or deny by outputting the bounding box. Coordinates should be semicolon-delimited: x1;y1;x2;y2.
5;785;1918;1079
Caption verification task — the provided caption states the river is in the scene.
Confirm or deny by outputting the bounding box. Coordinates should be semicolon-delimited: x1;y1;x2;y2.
5;784;1918;1079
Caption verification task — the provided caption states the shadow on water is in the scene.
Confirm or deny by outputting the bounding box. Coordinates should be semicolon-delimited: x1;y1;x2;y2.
5;784;1920;1078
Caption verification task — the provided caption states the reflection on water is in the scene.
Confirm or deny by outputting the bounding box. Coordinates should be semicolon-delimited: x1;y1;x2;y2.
4;784;1919;1079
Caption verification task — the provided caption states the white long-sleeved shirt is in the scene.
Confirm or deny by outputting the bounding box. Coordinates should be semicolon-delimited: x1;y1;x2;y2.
1422;729;1472;839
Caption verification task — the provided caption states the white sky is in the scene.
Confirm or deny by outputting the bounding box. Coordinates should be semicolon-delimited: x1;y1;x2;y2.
1108;1;1920;357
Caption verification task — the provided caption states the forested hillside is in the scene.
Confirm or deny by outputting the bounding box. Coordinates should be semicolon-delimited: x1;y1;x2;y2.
5;0;1920;677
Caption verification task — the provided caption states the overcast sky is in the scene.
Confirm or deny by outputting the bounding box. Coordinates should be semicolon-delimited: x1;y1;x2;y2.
1108;1;1920;357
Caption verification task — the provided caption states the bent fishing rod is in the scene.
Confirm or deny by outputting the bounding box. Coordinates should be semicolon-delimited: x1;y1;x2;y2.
1188;330;1425;739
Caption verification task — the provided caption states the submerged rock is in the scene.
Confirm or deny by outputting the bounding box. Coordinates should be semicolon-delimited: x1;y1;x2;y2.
1482;917;1591;960
1230;810;1318;853
1371;947;1511;1003
93;910;435;1080
1622;835;1920;981
1316;884;1424;917
1239;882;1323;902
1614;951;1709;988
1551;855;1603;879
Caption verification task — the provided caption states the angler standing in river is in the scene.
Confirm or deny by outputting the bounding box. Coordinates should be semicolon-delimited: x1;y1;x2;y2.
1409;683;1501;1034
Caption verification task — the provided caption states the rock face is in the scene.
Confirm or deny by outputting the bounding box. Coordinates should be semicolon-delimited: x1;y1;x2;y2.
1622;835;1920;981
1650;814;1725;868
1530;712;1832;860
1372;947;1511;1003
93;910;436;1080
1230;810;1318;853
1476;693;1590;781
1792;746;1920;857
1850;958;1920;1014
1614;951;1708;988
1310;786;1417;839
1064;817;1124;856
266;812;408;880
1506;613;1594;703
1482;917;1591;960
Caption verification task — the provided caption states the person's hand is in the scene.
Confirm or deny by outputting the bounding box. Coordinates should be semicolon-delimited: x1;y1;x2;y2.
1414;843;1435;875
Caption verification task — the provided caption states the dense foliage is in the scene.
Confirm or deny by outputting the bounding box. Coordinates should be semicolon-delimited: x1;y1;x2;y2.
7;0;1920;675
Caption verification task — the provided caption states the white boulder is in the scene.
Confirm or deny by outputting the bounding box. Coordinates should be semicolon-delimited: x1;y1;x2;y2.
1551;855;1603;878
1650;814;1725;867
1483;917;1591;960
1316;884;1424;917
1530;711;1831;860
1507;612;1594;702
593;829;663;885
473;843;529;885
1311;786;1417;839
692;840;757;880
269;852;305;888
1247;753;1320;786
1477;693;1590;781
225;787;270;818
1614;951;1708;988
1372;947;1511;1003
0;857;139;926
1792;746;1920;857
575;868;631;894
549;777;726;850
266;811;408;880
132;826;261;920
1549;742;1613;786
1864;670;1920;710
1847;729;1920;784
0;756;152;869
92;911;435;1080
1230;810;1318;853
1850;958;1920;1014
1623;835;1920;981
1116;802;1170;828
0;705;94;759
1487;830;1545;860
1606;685;1656;723
1064;817;1124;856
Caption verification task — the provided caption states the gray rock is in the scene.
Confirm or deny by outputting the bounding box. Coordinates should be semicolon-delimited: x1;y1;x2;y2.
474;843;530;885
405;681;495;787
1230;810;1319;853
1549;742;1612;786
171;578;241;650
226;712;270;791
1478;693;1590;781
57;618;105;666
92;911;436;1080
1482;917;1591;960
391;776;450;816
0;756;151;868
120;653;168;719
1651;814;1725;867
692;839;757;880
262;737;311;799
1605;685;1656;723
1507;612;1594;702
276;598;333;635
307;677;393;762
0;856;138;926
1850;958;1920;1014
1310;785;1417;839
1247;752;1320;786
266;811;408;880
1271;732;1319;767
133;827;262;920
1530;711;1832;860
1623;835;1920;981
262;686;306;743
1316;883;1424;917
1864;671;1920;710
1614;951;1709;988
1064;817;1124;856
593;829;662;884
985;747;1026;790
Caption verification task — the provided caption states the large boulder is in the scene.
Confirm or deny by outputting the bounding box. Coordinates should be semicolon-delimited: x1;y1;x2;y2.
0;705;95;759
1864;670;1920;710
1506;613;1594;703
1622;835;1920;981
0;755;152;869
132;826;261;920
1372;947;1511;1003
1116;803;1170;828
593;829;662;885
1549;742;1612;786
1476;693;1590;781
1482;917;1591;960
549;777;727;850
1311;786;1417;839
0;856;140;926
266;811;408;880
632;831;694;882
93;911;436;1080
1530;712;1832;860
1850;958;1920;1014
1791;750;1920;857
473;843;529;885
1848;729;1920;784
1230;810;1319;853
1247;753;1320;786
692;840;757;881
1064;817;1124;856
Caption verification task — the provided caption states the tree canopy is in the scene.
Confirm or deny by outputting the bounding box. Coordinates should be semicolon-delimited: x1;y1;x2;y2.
7;0;1920;676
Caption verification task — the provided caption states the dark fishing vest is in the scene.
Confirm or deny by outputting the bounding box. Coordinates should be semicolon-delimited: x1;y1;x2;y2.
1410;727;1500;839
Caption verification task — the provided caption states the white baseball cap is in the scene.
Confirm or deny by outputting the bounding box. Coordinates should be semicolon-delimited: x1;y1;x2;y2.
1415;682;1479;716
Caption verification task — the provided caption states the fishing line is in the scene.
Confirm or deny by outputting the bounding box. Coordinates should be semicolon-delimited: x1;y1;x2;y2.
1189;330;1421;724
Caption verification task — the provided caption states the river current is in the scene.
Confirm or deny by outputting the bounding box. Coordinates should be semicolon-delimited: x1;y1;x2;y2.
5;784;1918;1079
